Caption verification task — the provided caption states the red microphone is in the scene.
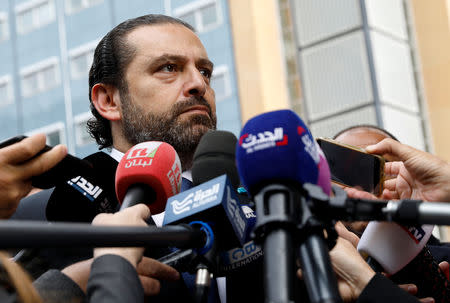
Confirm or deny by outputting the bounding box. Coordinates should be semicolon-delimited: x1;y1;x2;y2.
115;142;182;214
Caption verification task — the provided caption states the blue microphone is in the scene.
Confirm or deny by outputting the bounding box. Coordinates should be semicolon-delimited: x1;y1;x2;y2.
236;109;341;303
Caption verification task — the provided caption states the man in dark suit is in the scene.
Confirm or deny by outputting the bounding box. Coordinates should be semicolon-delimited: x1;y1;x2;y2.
14;14;222;302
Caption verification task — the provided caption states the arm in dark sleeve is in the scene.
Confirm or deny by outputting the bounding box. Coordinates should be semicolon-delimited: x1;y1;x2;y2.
357;273;420;303
33;269;86;303
87;254;144;303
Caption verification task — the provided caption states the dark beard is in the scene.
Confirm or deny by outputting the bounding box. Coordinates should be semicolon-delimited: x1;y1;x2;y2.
121;93;217;170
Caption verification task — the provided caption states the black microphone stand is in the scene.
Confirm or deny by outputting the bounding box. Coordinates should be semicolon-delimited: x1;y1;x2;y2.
253;183;299;303
296;190;342;303
253;183;342;303
0;220;206;249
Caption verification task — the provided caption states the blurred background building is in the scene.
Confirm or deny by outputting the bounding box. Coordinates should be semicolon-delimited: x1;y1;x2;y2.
1;0;449;233
0;0;242;157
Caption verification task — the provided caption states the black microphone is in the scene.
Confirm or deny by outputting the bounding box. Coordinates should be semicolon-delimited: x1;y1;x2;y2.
0;135;93;189
161;131;258;274
192;130;241;189
164;130;255;303
46;152;119;222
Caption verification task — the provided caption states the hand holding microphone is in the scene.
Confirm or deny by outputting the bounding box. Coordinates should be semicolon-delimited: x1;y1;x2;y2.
0;134;67;218
298;223;376;303
92;204;151;268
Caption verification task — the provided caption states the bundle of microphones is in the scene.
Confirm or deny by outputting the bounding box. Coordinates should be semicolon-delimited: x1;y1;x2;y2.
3;109;450;303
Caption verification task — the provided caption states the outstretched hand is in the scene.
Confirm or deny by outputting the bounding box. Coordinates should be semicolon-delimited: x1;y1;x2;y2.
0;134;67;218
364;138;450;202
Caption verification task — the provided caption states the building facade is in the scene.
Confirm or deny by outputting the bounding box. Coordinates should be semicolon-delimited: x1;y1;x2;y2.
1;0;449;186
0;0;242;157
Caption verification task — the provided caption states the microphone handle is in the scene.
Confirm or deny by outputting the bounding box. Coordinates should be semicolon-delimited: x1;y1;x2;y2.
119;184;156;211
158;248;196;273
390;246;450;303
298;233;342;303
254;185;297;303
194;265;211;303
0;221;205;249
264;229;296;303
385;200;450;225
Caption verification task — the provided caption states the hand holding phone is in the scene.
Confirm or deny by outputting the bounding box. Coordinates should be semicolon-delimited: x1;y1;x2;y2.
0;134;67;218
0;135;92;189
316;138;385;196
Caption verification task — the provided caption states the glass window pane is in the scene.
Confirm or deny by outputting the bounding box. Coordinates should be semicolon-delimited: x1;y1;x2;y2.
0;19;8;41
211;73;226;99
0;83;6;96
200;3;217;28
86;50;94;69
19;10;33;33
47;131;61;146
87;0;103;7
76;120;93;146
0;83;9;106
41;65;57;89
71;54;86;78
179;12;196;28
67;0;83;12
22;74;38;96
37;2;51;24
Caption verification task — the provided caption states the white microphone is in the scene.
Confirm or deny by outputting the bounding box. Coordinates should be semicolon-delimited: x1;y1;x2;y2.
357;221;434;275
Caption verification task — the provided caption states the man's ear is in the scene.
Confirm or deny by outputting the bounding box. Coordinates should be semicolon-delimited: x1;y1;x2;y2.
91;83;121;121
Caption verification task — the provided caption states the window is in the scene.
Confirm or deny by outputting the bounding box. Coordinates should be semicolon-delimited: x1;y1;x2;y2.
0;13;9;42
65;0;103;15
20;57;60;98
175;0;222;33
74;112;95;146
0;76;13;108
16;0;55;35
211;65;230;101
26;122;65;146
69;40;98;79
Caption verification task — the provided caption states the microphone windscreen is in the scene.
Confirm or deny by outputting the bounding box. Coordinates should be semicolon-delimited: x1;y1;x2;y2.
236;109;325;195
46;152;119;222
32;154;94;189
316;141;332;196
192;130;240;188
357;221;434;275
115;142;182;214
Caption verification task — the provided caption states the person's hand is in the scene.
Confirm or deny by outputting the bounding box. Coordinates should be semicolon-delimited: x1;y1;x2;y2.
0;133;67;218
135;257;180;294
92;204;150;268
297;228;375;302
365;138;450;202
341;188;382;236
335;221;360;248
62;256;180;296
439;261;450;280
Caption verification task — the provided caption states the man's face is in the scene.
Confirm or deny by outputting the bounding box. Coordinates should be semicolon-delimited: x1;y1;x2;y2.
119;24;217;160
